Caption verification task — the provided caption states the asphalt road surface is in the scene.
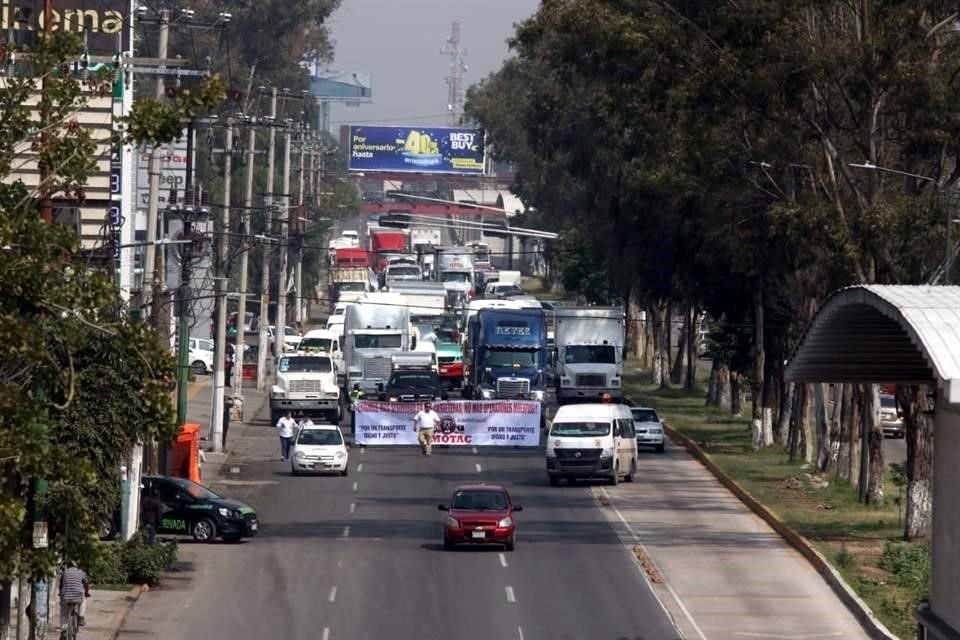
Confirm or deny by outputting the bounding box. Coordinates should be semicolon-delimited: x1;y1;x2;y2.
119;423;682;640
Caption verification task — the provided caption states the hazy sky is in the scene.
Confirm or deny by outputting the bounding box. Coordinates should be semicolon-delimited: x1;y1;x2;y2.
325;0;540;129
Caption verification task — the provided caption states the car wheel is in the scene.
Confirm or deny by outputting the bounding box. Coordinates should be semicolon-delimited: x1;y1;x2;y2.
610;465;619;486
504;537;515;552
656;443;665;454
191;518;217;543
291;464;299;476
626;459;637;483
549;476;561;487
192;360;207;375
341;466;349;477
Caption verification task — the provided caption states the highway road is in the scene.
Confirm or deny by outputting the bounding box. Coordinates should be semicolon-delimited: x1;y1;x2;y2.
119;419;682;640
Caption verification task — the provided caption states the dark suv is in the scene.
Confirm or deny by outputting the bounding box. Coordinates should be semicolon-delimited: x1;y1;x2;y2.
378;370;448;402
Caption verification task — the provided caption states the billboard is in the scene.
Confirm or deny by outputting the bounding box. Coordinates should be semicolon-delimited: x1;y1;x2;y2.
1;0;130;54
348;125;485;175
135;134;190;210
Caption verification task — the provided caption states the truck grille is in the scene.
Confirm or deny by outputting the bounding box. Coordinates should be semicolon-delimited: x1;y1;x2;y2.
496;378;529;397
363;356;392;380
555;448;602;462
575;374;606;387
288;380;322;394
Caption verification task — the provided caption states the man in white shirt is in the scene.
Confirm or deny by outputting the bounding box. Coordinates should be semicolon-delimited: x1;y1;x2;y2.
413;401;441;456
276;410;297;461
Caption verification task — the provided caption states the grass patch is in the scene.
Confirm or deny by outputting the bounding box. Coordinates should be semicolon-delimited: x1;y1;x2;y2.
623;362;926;639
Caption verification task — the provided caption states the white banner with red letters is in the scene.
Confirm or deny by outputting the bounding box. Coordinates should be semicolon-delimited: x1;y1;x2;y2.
354;400;541;447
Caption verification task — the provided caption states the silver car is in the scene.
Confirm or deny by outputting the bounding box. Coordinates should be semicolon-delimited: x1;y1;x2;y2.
880;394;904;438
631;407;665;453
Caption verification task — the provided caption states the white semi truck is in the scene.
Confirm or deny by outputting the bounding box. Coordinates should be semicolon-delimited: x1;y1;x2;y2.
342;296;413;396
553;307;625;404
270;353;342;425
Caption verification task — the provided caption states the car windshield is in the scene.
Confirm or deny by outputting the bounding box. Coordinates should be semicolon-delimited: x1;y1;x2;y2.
278;356;332;373
299;337;333;352
550;421;611;437
389;373;439;389
354;334;403;349
336;282;366;292
297;429;343;445
482;348;541;368
441;271;471;283
173;478;221;501
880;396;897;409
632;409;659;423
564;345;616;364
452;490;508;510
388;266;421;277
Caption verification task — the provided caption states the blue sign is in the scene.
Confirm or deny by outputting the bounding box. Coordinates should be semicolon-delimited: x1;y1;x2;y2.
348;126;485;175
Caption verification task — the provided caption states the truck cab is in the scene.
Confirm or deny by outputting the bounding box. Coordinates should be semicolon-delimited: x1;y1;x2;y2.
377;354;448;402
342;300;412;396
270;353;341;425
298;329;345;387
466;307;547;410
554;307;625;404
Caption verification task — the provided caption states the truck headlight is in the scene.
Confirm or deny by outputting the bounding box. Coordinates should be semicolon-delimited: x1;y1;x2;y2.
480;389;494;399
610;378;620;387
560;377;571;387
601;448;614;459
531;390;545;402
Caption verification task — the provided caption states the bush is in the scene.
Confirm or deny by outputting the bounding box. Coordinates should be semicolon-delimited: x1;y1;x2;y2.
88;532;178;587
879;541;930;597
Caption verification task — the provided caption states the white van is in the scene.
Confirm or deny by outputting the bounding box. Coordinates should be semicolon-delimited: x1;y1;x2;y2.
545;403;637;486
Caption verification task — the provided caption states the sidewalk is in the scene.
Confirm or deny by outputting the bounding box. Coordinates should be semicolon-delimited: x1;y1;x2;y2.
78;375;272;640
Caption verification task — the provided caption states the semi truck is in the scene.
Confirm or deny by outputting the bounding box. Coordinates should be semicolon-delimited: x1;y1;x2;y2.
369;229;410;274
464;306;547;411
329;247;372;307
553;307;625;404
342;296;413;396
383;281;447;321
270;353;341;425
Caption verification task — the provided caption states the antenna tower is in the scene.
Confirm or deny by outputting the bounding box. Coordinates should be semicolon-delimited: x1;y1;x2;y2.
441;21;467;126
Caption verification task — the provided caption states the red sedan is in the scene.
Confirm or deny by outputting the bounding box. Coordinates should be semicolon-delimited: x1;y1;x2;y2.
439;484;522;551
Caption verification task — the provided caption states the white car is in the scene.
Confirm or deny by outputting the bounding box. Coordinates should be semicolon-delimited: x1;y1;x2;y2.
291;424;349;476
271;325;302;352
631;406;665;453
188;338;215;375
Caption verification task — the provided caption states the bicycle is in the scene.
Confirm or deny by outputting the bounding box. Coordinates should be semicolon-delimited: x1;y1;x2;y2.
60;600;81;640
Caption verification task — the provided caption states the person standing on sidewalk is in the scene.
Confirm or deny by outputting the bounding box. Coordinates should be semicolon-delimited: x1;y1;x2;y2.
413;401;441;456
59;563;89;629
348;384;365;435
276;410;297;461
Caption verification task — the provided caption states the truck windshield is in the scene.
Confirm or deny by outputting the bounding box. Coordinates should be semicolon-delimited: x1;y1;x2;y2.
335;282;366;293
481;348;541;368
389;373;439;389
387;266;421;277
278;357;332;373
550;422;611;437
564;345;616;364
354;334;403;349
299;338;333;352
441;271;471;283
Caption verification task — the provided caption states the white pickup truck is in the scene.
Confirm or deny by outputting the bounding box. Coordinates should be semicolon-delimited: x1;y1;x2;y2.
270;353;342;425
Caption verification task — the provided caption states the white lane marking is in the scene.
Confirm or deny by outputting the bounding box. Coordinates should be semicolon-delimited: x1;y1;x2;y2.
328;586;337;603
321;628;330;640
342;526;350;538
475;463;482;473
505;586;516;603
349;502;356;514
337;559;343;568
472;446;478;454
498;553;508;568
360;447;366;455
598;487;707;640
517;626;524;640
352;481;358;492
356;463;364;472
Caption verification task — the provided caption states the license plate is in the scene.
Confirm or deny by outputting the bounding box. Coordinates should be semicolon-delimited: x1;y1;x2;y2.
250;521;258;531
471;530;486;539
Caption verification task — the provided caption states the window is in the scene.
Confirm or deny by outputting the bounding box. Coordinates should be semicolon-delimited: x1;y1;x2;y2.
278;357;332;373
564;345;616;364
631;409;659;423
354;334;403;349
387;266;421;277
617;419;635;438
452;490;507;510
481;348;541;368
389;373;439;389
299;338;334;353
199;339;214;352
297;429;343;445
549;421;611;437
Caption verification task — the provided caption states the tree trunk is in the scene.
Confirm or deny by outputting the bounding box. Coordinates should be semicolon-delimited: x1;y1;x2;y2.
857;384;881;504
828;384;843;475
730;371;744;416
896;384;933;540
706;358;720;406
799;383;813;463
670;307;687;385
814;383;831;472
643;307;654;369
787;383;803;461
750;288;766;450
775;381;794;445
627;289;645;360
847;384;863;488
684;306;698;390
650;300;671;387
761;356;778;447
717;365;732;412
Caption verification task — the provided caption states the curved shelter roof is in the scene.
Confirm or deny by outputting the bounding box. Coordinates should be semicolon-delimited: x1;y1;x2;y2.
785;285;960;402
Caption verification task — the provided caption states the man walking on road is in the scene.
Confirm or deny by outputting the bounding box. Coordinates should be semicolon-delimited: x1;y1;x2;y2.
413;401;440;456
276;410;297;461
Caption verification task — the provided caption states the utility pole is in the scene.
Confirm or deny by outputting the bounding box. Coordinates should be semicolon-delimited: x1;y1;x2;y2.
211;122;233;452
257;88;278;390
295;128;306;327
275;121;291;357
144;9;170;329
233;120;256;397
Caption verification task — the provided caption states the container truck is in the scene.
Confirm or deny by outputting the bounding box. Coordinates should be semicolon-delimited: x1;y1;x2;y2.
369;229;410;274
410;227;442;249
342;296;412;395
464;307;547;412
329;247;372;307
553;307;625;404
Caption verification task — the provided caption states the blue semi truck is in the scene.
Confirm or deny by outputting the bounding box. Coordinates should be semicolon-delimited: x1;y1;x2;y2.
464;307;548;409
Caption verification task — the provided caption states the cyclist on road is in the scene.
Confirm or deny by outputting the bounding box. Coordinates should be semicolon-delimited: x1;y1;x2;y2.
59;562;90;632
413;401;441;456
